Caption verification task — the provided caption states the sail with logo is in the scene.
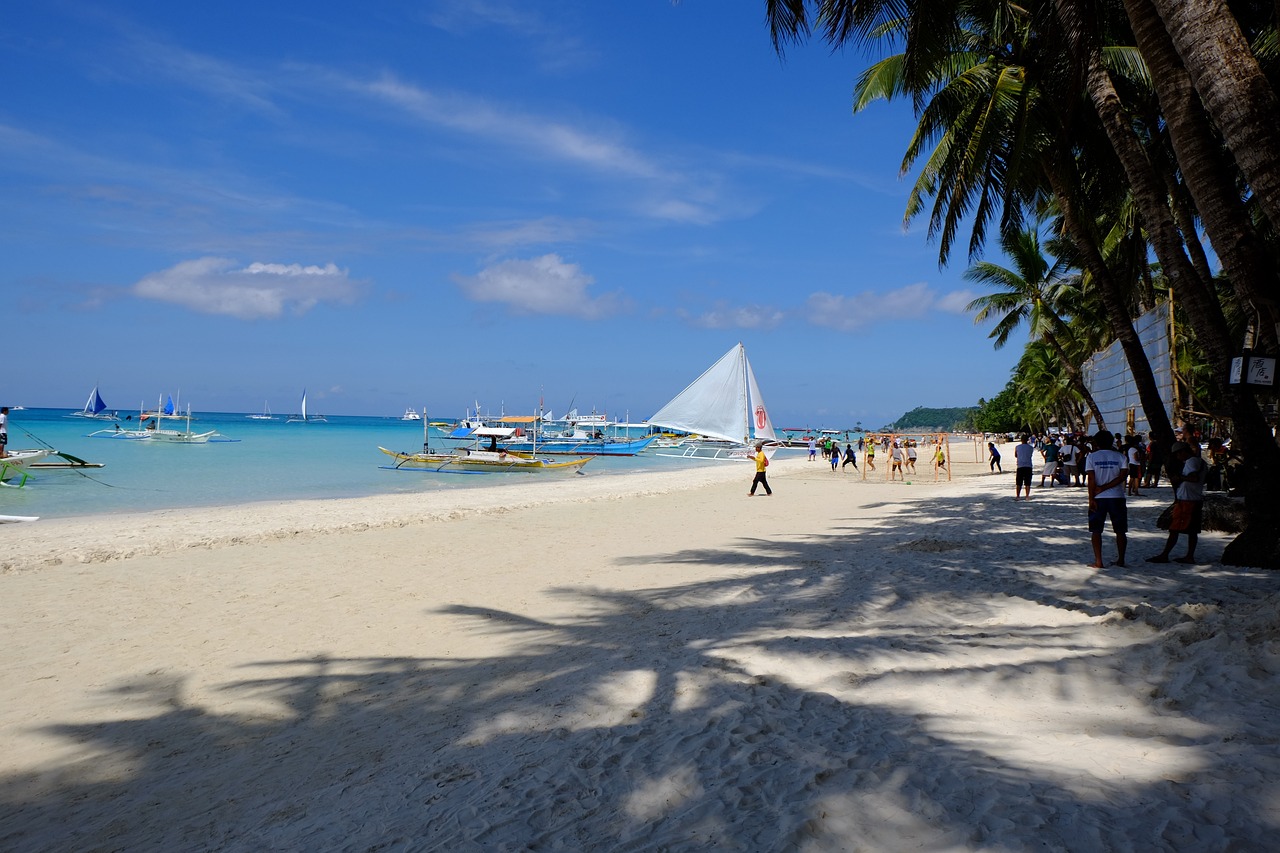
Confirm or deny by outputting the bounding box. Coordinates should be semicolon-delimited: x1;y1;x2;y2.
647;342;777;461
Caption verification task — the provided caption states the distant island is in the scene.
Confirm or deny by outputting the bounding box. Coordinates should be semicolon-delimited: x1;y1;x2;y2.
882;405;977;432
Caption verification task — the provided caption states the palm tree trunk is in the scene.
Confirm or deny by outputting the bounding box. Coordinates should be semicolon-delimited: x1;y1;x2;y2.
1044;155;1168;441
1124;0;1280;345
1125;0;1280;567
1146;0;1280;234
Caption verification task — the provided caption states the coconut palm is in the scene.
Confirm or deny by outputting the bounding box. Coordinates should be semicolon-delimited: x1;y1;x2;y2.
966;226;1108;429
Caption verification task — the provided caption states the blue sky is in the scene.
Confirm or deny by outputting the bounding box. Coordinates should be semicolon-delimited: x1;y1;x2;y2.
3;1;1019;428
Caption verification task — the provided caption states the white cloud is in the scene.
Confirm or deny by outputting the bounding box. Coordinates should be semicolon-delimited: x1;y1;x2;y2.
453;254;622;319
687;302;785;330
935;288;979;314
806;282;935;332
360;74;661;180
132;257;361;319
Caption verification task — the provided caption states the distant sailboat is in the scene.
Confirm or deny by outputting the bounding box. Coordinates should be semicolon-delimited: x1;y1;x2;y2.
287;389;327;423
647;342;777;460
66;384;117;420
247;400;275;421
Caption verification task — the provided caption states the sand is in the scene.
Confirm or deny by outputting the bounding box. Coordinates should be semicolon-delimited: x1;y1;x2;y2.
3;443;1279;851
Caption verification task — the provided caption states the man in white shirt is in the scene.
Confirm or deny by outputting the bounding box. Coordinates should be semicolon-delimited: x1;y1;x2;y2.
1147;442;1207;564
1084;430;1128;568
1013;435;1035;501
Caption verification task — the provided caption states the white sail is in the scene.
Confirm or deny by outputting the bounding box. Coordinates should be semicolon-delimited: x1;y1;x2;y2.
649;343;775;445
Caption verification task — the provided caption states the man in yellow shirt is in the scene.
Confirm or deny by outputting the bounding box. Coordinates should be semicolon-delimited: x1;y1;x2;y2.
748;441;772;496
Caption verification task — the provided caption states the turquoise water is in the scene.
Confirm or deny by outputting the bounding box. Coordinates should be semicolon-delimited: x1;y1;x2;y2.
2;409;721;520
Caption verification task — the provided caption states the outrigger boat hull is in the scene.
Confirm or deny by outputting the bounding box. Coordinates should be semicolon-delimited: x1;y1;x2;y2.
378;446;589;475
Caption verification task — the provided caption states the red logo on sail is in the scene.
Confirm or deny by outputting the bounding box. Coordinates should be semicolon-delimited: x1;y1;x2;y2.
755;405;767;430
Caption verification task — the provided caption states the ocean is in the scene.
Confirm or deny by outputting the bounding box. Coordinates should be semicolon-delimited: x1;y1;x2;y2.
2;409;728;520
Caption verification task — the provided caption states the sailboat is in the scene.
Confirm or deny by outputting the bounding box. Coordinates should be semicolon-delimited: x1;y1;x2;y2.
66;384;118;420
247;400;275;420
287;389;327;423
647;342;778;461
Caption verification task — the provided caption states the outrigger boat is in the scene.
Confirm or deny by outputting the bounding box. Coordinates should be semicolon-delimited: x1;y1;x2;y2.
66;384;118;420
379;420;589;475
648;342;779;461
0;449;53;487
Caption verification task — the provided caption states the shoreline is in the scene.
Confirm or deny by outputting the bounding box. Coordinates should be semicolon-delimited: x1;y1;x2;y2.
1;445;991;575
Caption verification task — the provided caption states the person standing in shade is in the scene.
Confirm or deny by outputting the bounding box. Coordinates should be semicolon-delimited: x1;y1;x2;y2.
1039;437;1060;488
1013;434;1034;500
748;441;772;496
1059;437;1077;485
1147;442;1207;564
1085;430;1128;568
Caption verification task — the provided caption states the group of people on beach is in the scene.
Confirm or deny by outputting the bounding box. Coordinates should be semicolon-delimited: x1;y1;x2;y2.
805;435;947;479
1005;428;1214;568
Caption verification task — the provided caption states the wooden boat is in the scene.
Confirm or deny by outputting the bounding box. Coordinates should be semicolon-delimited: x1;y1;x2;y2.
0;449;53;487
378;424;589;475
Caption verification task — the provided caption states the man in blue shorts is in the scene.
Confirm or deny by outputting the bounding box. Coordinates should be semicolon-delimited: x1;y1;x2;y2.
1084;430;1128;568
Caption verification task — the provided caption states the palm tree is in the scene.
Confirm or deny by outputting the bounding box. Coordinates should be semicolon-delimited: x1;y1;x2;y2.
965;226;1108;429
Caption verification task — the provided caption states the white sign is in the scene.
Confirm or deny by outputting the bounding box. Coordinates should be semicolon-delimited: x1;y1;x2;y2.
1248;357;1276;386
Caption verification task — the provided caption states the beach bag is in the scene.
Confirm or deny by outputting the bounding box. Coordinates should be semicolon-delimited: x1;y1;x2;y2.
1169;501;1194;532
1056;467;1070;485
763;454;769;467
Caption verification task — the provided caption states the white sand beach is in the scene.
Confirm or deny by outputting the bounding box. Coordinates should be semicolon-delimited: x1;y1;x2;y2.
3;445;1279;851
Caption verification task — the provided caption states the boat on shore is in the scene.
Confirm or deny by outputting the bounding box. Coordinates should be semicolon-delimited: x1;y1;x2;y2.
647;342;778;461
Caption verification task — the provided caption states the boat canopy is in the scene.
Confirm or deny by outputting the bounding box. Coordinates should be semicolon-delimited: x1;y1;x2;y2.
448;426;517;439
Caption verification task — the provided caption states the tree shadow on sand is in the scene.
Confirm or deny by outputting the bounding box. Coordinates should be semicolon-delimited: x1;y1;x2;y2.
3;485;1278;850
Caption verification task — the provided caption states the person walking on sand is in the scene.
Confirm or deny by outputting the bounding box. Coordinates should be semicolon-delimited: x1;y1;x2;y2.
748;441;772;496
842;443;858;471
1013;434;1034;500
1085;430;1128;568
1147;441;1207;564
988;441;1002;473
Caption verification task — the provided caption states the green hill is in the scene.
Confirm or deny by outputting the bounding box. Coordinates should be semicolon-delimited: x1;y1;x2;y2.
884;406;977;432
